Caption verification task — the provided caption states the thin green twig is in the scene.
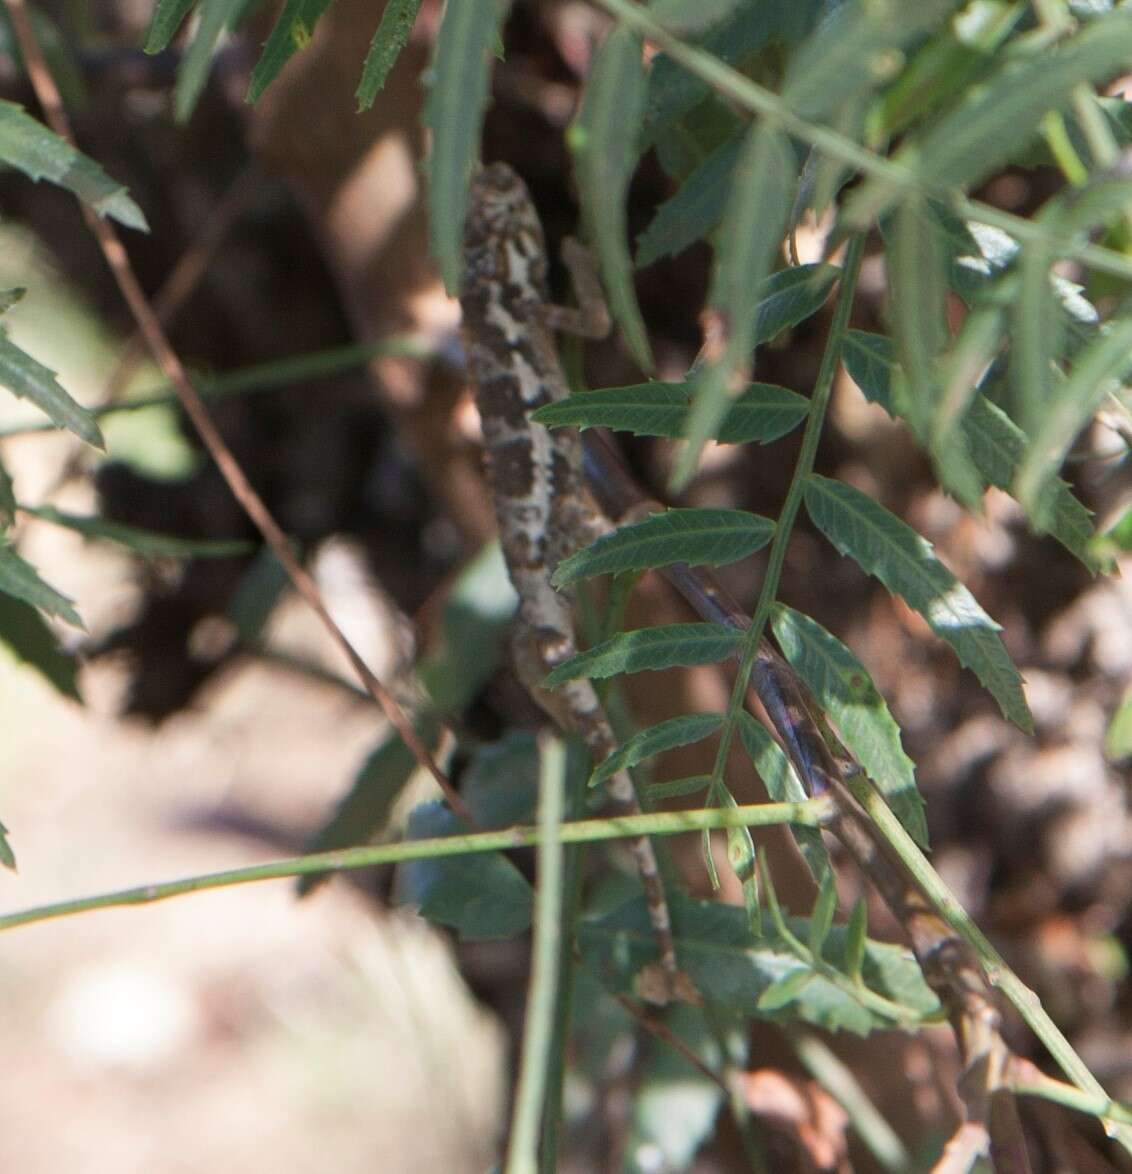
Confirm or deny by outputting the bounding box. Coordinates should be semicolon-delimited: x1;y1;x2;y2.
1010;1076;1132;1127
706;234;865;797
587;0;1132;284
0;798;831;934
507;734;566;1174
790;1030;910;1172
0;336;437;439
538;744;588;1174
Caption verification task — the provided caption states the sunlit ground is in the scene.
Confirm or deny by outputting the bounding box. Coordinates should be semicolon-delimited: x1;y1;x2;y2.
0;232;505;1173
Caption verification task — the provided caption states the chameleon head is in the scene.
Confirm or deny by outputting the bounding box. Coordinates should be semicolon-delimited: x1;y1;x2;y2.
467;163;541;235
464;163;549;291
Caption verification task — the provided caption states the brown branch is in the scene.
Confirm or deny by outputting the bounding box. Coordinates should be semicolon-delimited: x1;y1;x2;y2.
3;0;471;827
613;993;730;1092
100;160;264;404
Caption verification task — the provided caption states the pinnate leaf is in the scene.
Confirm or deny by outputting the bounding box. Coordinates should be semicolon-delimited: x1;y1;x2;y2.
532;381;808;444
770;604;926;847
356;0;423;110
173;0;243;122
752;263;839;347
580;895;939;1035
1015;314;1132;527
0;593;79;700
0;542;82;628
144;0;196;51
572;26;652;370
803;475;1031;730
679;124;795;488
636;133;742;267
246;0;332;104
590;713;724;788
544;623;740;687
0;327;102;448
847;13;1132;225
553;508;773;587
0;101;146;230
842;330;1103;571
424;0;509;293
737;712;830;883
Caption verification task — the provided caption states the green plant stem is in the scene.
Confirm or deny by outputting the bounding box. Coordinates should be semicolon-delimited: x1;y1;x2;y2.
508;735;566;1174
707;233;865;793
847;774;1132;1148
538;745;588;1174
0;798;831;934
0;336;436;439
790;1030;909;1173
587;0;1132;284
758;848;920;1028
1010;1076;1132;1127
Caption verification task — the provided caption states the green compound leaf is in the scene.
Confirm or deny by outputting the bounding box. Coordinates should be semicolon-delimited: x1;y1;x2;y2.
0;326;102;448
144;0;196;51
643;0;819;146
424;0;509;293
842;330;1103;571
780;0;953;124
1015;313;1132;528
737;711;830;883
553;508;773;588
0;100;146;230
680;124;795;488
572;25;652;370
0;542;83;628
847;12;1132;226
544;623;740;688
590;713;724;788
636;132;742;267
27;506;253;558
401;799;533;940
647;775;713;799
246;0;333;104
356;0;423;110
770;604;926;847
0;592;79;700
173;0;244;122
886;199;948;444
803;475;1032;731
580;894;939;1035
532;381;808;444
752;263;839;348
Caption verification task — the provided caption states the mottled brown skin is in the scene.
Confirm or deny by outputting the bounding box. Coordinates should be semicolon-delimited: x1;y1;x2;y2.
461;164;686;1001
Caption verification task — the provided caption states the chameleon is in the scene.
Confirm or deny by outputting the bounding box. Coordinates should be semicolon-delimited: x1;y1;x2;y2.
460;162;688;1003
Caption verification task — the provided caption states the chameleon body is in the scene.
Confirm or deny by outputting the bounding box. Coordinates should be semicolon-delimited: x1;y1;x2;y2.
461;163;681;999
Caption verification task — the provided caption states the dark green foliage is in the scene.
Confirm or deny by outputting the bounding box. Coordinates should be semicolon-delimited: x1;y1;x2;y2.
580;894;939;1034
